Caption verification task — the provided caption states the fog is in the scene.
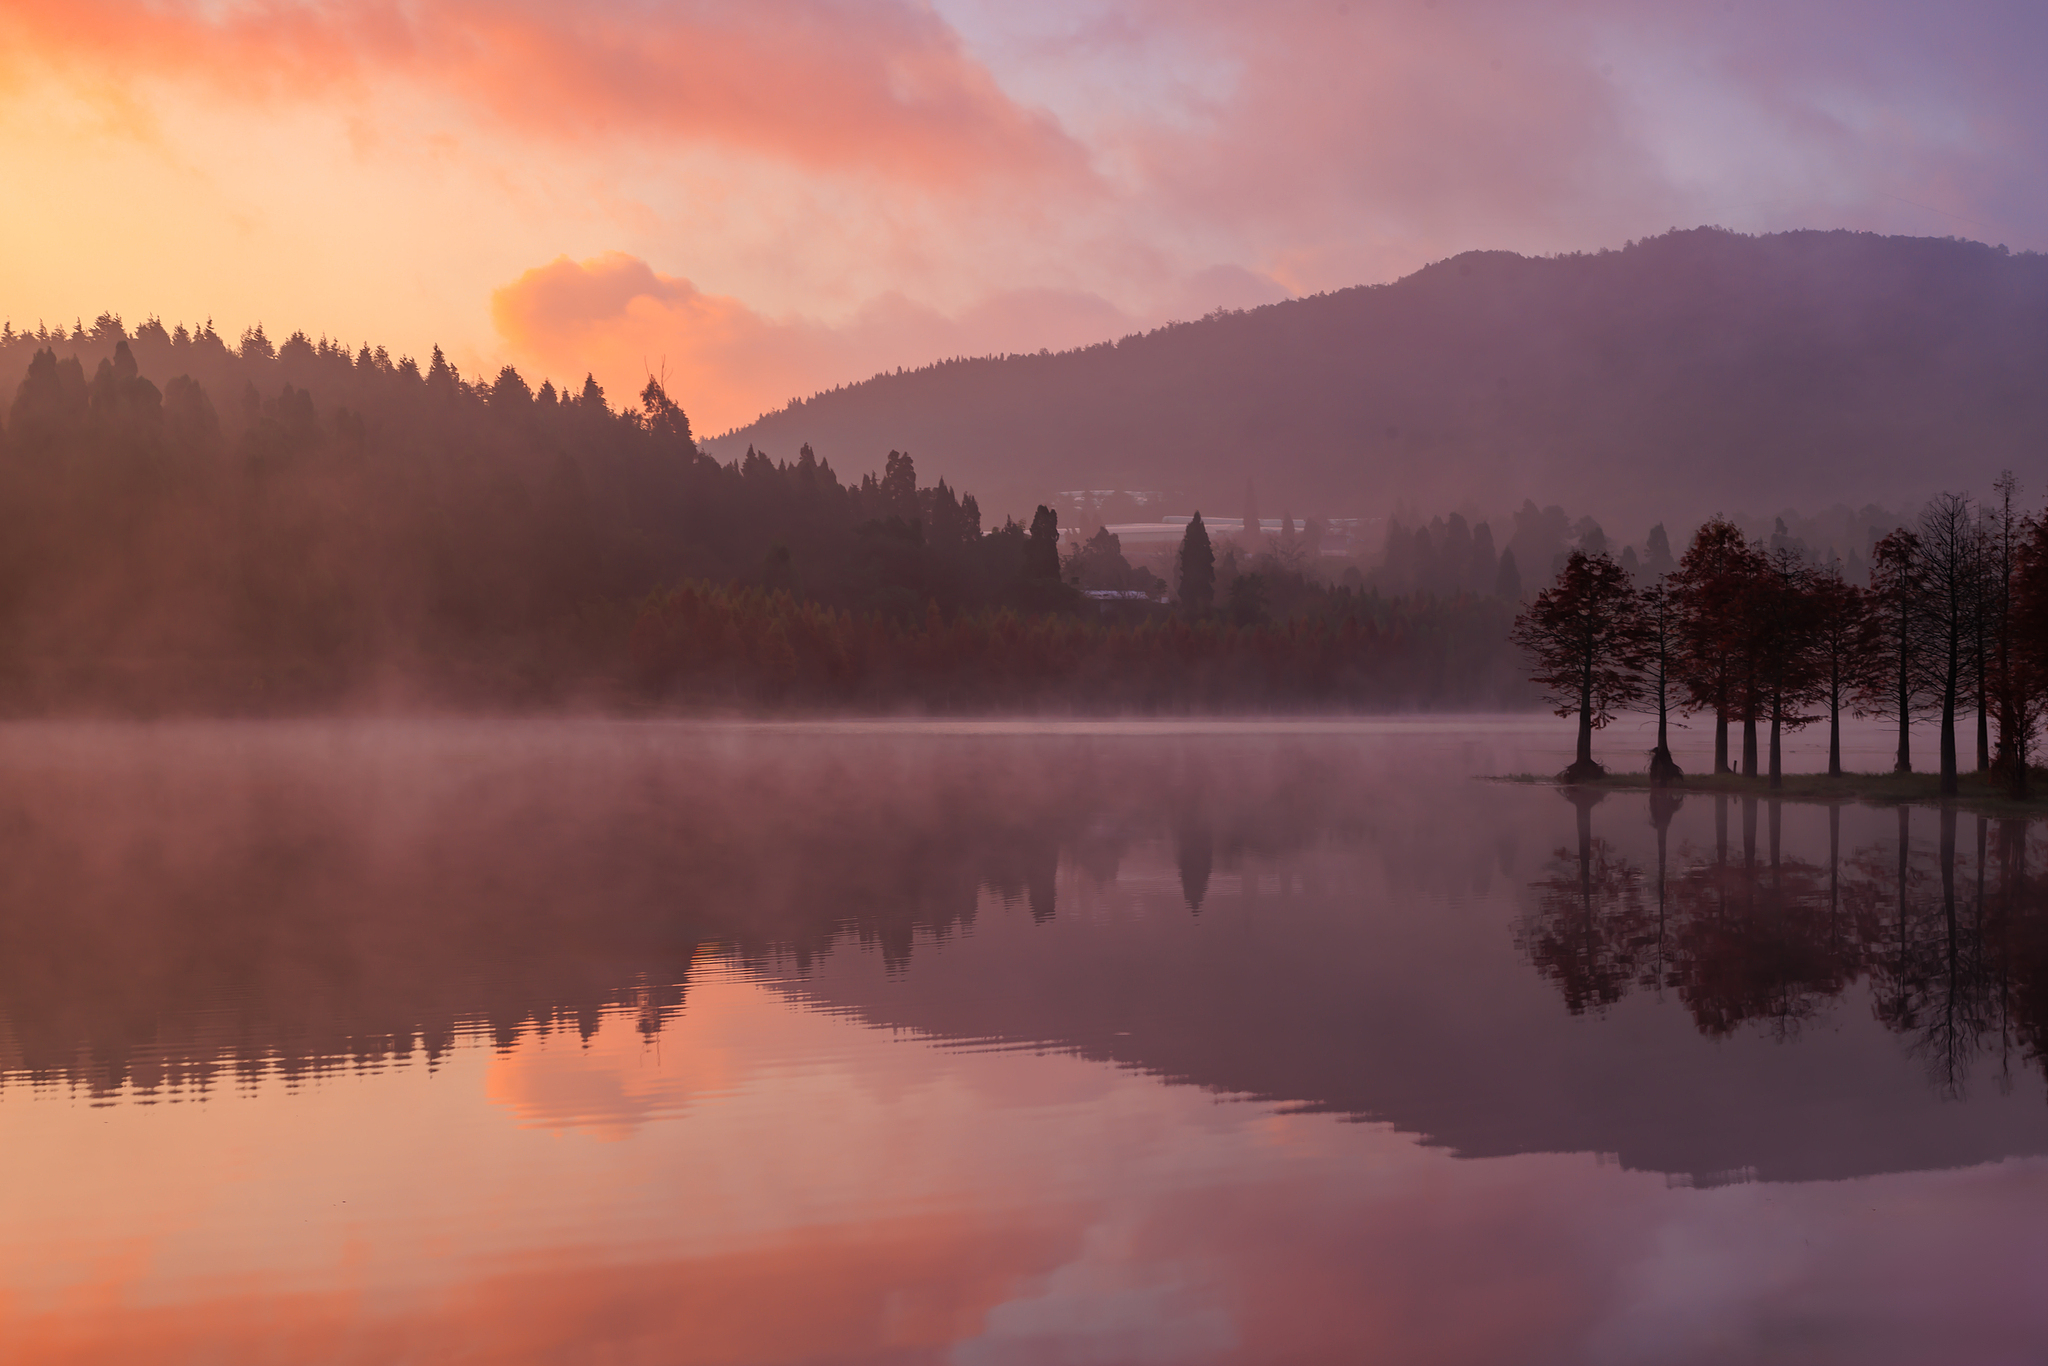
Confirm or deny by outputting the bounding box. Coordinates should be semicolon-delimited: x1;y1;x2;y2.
5;715;2042;1188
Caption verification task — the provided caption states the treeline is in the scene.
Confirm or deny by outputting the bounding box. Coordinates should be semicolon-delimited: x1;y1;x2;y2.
629;578;1524;710
1370;499;1908;605
1514;477;2048;793
0;317;1032;707
0;313;1530;712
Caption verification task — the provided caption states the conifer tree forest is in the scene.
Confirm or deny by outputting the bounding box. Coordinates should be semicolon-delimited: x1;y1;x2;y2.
0;316;1525;712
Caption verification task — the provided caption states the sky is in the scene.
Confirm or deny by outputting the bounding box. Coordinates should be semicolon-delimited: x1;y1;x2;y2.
3;0;2046;435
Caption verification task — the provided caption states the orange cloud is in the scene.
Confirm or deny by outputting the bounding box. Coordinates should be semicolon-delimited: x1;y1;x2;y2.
0;0;1088;189
9;0;2042;424
492;251;1184;435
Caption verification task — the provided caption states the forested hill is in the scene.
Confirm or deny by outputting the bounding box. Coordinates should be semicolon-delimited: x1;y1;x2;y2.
710;228;2048;528
0;320;1025;708
0;320;1529;713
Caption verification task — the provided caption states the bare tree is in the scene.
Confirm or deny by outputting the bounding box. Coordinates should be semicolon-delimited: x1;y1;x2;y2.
1752;547;1825;789
1806;563;1873;778
1920;493;1981;796
2006;504;2048;795
1986;473;2034;794
1862;527;1932;775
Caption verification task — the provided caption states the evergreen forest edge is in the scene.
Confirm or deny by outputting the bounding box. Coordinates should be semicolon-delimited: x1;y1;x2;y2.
0;317;1522;713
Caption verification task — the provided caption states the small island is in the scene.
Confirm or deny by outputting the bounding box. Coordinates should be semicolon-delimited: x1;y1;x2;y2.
1509;494;2048;812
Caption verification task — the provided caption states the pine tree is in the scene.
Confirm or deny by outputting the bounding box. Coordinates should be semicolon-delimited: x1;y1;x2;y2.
1177;513;1215;614
1025;505;1061;580
1493;547;1521;600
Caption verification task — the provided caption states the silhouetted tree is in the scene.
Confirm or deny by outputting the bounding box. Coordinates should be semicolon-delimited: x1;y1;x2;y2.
1752;547;1825;788
1806;565;1873;778
2007;504;2048;794
1643;523;1676;579
1493;547;1521;601
639;375;696;449
1636;580;1683;783
1670;519;1765;775
1863;527;1931;774
1177;513;1215;615
1025;505;1061;581
1920;494;1980;795
1987;472;2027;792
1512;550;1643;781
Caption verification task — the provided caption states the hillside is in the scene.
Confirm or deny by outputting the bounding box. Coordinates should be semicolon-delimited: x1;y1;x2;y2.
709;228;2048;530
0;322;1032;708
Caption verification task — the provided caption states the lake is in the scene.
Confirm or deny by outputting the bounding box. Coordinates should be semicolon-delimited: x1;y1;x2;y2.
1;717;2043;1364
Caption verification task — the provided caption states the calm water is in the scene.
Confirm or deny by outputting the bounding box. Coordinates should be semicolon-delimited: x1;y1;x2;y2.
1;717;2044;1364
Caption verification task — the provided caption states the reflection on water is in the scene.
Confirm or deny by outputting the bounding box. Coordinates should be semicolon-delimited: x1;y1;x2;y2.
1520;791;2048;1102
1;719;2046;1364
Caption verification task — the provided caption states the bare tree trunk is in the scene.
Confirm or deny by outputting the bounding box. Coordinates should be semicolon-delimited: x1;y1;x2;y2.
1768;687;1783;789
1977;670;1991;772
1940;634;1959;796
1828;666;1843;778
1895;601;1913;774
1576;653;1594;771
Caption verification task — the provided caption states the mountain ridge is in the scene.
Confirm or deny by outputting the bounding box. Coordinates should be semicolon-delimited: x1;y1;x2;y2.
708;228;2048;533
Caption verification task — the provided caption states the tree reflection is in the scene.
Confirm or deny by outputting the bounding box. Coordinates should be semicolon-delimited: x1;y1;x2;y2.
1176;817;1214;912
1523;791;2048;1099
0;727;1379;1095
1516;791;1649;1015
1641;788;1684;994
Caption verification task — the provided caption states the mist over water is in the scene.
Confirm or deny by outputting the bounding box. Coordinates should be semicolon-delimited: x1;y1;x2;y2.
4;717;2046;1363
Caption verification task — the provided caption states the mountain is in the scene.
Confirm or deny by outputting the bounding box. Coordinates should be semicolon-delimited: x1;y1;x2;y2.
709;228;2048;533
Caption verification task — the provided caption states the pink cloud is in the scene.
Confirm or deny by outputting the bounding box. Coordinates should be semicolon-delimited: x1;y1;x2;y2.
493;250;1281;433
12;0;2048;407
0;0;1090;189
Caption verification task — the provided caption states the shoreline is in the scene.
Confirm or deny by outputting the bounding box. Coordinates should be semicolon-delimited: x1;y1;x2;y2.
1489;768;2048;819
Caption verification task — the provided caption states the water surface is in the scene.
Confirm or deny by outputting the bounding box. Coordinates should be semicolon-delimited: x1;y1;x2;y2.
1;718;2043;1364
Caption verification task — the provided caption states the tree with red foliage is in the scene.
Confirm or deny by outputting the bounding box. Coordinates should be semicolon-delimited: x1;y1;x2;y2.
2006;508;2048;795
1669;519;1766;775
1751;547;1827;789
1511;550;1644;781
